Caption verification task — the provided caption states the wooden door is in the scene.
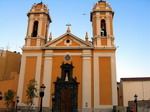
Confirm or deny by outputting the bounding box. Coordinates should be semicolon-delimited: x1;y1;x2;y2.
60;90;71;112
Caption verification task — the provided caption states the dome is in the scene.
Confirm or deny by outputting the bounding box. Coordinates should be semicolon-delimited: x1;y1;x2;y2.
93;0;112;11
29;2;49;13
27;2;51;22
37;2;43;5
90;0;114;22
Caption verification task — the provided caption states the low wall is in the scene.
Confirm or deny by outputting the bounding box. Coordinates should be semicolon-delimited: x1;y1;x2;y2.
0;73;19;108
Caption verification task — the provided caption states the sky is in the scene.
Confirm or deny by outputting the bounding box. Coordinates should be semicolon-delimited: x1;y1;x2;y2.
0;0;150;81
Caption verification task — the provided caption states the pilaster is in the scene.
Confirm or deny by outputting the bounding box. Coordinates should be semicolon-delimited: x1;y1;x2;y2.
106;13;110;36
107;37;111;47
36;38;41;46
96;13;100;36
33;53;42;107
17;54;26;106
42;50;53;107
28;15;34;37
26;38;31;46
38;14;43;36
97;37;101;47
82;50;92;108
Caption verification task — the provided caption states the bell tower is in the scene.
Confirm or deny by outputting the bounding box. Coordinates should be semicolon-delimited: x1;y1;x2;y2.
25;2;52;47
91;0;118;110
17;2;52;108
91;0;115;47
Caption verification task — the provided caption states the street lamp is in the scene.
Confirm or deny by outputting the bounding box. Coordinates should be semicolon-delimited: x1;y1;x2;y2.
52;93;55;112
40;84;46;112
134;94;138;112
16;96;19;112
113;106;117;112
0;91;2;100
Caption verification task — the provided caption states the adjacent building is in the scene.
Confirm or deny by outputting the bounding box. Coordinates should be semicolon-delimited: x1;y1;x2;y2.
119;77;150;106
0;50;21;80
0;50;21;108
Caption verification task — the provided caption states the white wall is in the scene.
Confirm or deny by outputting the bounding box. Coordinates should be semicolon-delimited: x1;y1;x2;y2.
122;81;150;106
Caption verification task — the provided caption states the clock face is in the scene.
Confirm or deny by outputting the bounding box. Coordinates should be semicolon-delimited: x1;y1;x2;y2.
64;55;71;61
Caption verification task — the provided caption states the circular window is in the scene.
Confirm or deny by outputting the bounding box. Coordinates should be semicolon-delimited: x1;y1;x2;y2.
66;39;70;43
64;55;71;61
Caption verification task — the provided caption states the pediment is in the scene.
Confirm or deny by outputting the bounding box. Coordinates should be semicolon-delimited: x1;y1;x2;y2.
43;32;92;48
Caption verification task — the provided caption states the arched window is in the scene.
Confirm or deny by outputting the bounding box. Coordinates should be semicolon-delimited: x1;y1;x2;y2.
32;21;38;37
101;19;107;36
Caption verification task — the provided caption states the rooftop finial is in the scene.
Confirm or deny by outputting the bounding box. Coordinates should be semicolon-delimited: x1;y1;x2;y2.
49;32;52;41
85;32;89;41
66;23;71;33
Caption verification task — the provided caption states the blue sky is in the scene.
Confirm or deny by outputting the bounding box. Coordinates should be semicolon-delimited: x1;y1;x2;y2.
0;0;150;81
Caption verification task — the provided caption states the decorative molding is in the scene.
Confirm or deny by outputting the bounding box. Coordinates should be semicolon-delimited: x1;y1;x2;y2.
42;46;94;50
44;50;53;57
22;46;42;50
53;53;82;56
43;32;92;48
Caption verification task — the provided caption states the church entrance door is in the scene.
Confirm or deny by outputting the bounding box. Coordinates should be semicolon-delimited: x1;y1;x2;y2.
60;89;71;112
53;63;79;112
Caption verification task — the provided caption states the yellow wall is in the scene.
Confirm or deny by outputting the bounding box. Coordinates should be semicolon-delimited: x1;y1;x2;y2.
22;57;37;102
50;55;82;108
0;73;19;108
0;56;6;80
99;57;112;105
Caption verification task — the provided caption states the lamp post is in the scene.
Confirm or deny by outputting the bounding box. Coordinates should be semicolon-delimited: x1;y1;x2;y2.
40;84;46;112
16;96;19;112
0;91;2;100
134;94;138;112
52;93;55;112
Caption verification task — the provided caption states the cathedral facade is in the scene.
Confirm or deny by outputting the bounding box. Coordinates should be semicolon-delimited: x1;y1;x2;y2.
17;1;118;111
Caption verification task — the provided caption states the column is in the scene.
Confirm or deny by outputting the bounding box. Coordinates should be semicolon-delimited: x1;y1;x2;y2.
82;50;92;109
42;50;53;107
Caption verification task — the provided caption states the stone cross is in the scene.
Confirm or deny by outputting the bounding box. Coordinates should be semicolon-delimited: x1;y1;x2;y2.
66;23;71;27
